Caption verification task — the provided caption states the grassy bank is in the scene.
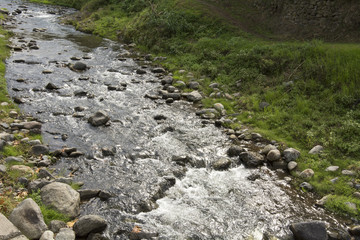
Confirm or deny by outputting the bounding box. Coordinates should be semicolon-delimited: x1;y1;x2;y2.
29;0;360;219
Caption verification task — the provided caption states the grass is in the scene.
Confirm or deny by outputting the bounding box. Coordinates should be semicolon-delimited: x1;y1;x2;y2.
28;0;360;219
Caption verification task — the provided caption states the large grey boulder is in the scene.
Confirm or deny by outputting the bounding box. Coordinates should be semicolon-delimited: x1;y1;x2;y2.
239;152;265;168
283;148;300;162
0;213;28;240
41;182;80;218
55;228;75;240
186;91;202;102
88;111;110;127
290;221;328;240
9;198;48;239
267;149;281;162
73;215;107;237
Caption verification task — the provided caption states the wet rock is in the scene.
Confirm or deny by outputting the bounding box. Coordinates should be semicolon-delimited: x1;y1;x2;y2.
151;67;165;73
13;97;26;104
186;91;202;102
290;221;327;240
128;231;159;240
78;189;100;201
55;228;75;240
73;112;85;118
42;70;53;74
227;145;244;157
74;89;87;97
247;173;260;181
213;157;231;170
136;69;146;74
153;114;167;121
73;215;107;237
49;220;66;233
88;111;110;127
99;190;113;200
9;198;48;239
0;139;5;151
102;147;116;156
45;83;60;90
283;148;300;162
349;225;360;236
40;230;54;240
74;106;85;112
69;151;84;158
23;121;42;130
5;156;24;164
72;62;87;71
267;149;281;162
299;182;313;191
171;155;191;166
33;28;47;32
326;166;339;172
309;145;324;154
29;145;49;156
299;169;314;179
163;93;181;100
0;213;28;240
166;98;174;104
288;161;298;171
41;182;80;218
239;152;265;168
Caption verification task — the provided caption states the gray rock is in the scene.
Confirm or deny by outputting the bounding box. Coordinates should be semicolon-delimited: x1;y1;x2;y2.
29;145;49;156
74;90;87;97
171;155;191;166
9;198;48;239
315;195;331;207
72;62;87;71
45;83;60;90
213;103;225;112
0;139;5;151
259;101;270;110
38;168;55;179
23;121;42;129
209;83;219;88
267;149;281;162
88;111;110;127
49;220;67;233
261;144;277;155
69;151;84;158
299;169;315;179
163;93;181;100
288;161;298;171
101;147;116;157
290;221;327;240
330;177;339;184
151;67;165;73
87;233;109;240
309;145;324;154
5;156;24;164
0;132;15;141
99;190;113;200
28;139;42;146
136;69;146;74
78;189;100;201
212;157;231;170
73;215;107;237
349;225;360;236
283;148;300;162
227;145;244;157
55;228;75;240
41;182;80;218
271;160;288;170
299;182;313;191
342;170;355;176
0;164;6;173
326;166;339;172
40;230;54;240
345;202;357;211
54;177;73;185
188;81;199;89
186;91;202;102
28;179;51;193
353;192;360;199
239;152;265;168
0;213;27;240
251;133;262;140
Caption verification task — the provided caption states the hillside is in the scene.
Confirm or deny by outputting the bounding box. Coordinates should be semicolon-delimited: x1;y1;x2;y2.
30;0;360;219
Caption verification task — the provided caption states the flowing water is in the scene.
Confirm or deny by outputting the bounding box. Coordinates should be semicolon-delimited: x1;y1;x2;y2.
2;1;346;239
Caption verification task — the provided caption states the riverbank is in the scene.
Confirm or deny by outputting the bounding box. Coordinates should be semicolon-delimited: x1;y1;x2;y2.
27;0;360;219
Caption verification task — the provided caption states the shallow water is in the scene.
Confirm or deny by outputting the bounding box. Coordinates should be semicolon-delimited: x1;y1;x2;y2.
2;1;345;239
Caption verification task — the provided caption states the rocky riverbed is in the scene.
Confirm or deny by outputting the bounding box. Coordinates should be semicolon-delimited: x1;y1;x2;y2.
0;0;359;239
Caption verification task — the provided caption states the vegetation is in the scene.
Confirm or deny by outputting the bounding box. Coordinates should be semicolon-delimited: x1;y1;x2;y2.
22;0;360;219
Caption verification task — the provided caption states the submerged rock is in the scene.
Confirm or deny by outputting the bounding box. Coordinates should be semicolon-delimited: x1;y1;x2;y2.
73;215;107;237
290;221;327;240
212;157;231;170
88;111;110;127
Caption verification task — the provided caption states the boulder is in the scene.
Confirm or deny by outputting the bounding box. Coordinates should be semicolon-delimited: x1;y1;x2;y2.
40;230;54;240
73;215;107;237
28;179;51;193
0;213;27;240
213;103;225;112
283;148;300;162
5;156;24;164
136;69;146;74
186;91;202;102
261;144;277;155
288;161;298;171
9;198;48;239
239;152;265;168
29;145;49;156
290;221;327;240
23;121;42;129
188;81;199;89
88;111;110;127
49;220;67;233
72;62;87;71
10;165;34;175
55;228;75;240
309;145;324;154
227;145;243;157
41;182;80;218
267;149;281;162
78;189;100;201
299;169;315;179
212;157;231;170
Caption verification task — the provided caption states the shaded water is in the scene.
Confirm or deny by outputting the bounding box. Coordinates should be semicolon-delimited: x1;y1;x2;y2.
2;1;346;239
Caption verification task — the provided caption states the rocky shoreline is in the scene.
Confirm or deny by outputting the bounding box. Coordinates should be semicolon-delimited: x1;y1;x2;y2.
0;2;359;240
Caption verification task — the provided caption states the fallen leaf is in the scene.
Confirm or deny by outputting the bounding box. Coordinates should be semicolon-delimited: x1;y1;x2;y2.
132;226;142;233
67;219;78;228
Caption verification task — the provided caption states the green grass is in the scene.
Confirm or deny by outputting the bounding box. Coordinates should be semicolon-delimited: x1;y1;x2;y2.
28;0;360;219
28;190;71;224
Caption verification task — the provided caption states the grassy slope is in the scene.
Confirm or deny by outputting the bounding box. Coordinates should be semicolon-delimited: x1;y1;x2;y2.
29;0;360;218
